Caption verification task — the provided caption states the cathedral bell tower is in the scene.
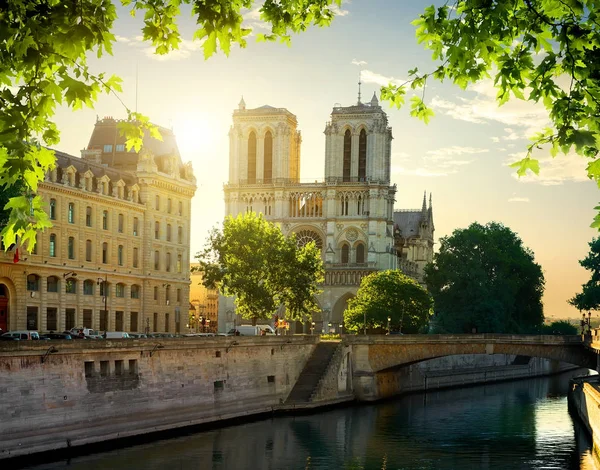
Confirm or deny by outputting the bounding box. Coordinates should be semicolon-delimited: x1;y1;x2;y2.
323;92;392;184
228;99;302;185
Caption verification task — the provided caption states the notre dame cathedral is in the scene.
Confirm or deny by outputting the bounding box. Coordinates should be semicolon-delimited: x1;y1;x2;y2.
218;93;434;334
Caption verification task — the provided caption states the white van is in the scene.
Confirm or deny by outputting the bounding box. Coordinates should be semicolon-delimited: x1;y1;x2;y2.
233;325;275;336
1;330;40;340
104;331;131;339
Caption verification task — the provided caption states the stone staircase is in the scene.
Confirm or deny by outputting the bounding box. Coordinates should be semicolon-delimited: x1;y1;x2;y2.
285;342;340;404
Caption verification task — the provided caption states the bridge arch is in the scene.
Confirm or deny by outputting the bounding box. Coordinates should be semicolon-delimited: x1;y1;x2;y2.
348;335;598;374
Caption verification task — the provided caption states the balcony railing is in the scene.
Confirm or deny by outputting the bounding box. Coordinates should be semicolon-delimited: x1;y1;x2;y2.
224;177;394;188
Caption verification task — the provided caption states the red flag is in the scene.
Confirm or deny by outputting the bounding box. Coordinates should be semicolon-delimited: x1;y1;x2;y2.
13;248;19;263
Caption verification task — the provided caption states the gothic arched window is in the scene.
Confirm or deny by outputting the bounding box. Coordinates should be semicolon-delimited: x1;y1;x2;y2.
343;130;351;182
341;244;350;264
356;243;365;264
264;131;273;184
358;129;367;181
248;131;257;183
295;230;323;251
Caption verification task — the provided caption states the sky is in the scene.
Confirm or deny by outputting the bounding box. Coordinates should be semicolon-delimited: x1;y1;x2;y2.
51;0;598;320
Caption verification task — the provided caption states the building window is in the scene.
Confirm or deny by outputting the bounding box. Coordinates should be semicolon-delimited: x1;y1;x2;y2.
247;131;257;183
46;308;58;332
167;198;172;213
167;224;171;242
65;308;76;330
341;244;350;264
49;199;56;220
102;242;108;264
116;283;125;298
343;129;351;182
65;277;77;294
83;309;93;328
47;276;59;293
165;285;170;303
178;201;182;216
155;195;160;210
155;221;160;239
153;312;158;332
68;202;75;223
166;252;171;272
118;245;124;266
68;237;75;259
133;217;139;236
86;206;92;227
27;306;38;330
178;226;183;244
118;213;124;233
153;286;158;301
154;250;160;270
83;280;94;295
131;284;140;299
86;239;92;262
356;243;365;264
116;144;125;152
358;129;367;181
177;254;182;273
176;288;181;303
49;234;57;257
103;144;113;153
130;312;138;332
133;247;139;268
165;313;170;333
102;210;108;230
99;281;108;297
264;131;273;183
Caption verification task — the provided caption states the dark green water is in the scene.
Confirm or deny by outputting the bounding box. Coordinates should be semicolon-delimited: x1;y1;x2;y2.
28;369;598;470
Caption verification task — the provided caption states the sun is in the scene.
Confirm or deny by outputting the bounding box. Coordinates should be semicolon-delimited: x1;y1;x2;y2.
171;112;218;164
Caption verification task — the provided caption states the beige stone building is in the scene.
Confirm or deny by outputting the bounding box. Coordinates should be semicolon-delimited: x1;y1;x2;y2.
0;117;196;334
219;95;434;334
189;264;219;333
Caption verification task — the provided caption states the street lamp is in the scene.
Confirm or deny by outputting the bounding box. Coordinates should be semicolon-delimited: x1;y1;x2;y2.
340;323;344;336
97;274;108;331
387;316;391;335
311;321;315;335
328;322;333;334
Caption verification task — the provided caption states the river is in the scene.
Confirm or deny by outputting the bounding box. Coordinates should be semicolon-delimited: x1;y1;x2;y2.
26;369;598;470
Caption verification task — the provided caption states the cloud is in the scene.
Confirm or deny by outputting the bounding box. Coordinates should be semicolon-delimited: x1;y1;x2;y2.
331;4;350;16
390;146;487;178
508;196;530;203
361;69;407;87
506;150;590;186
115;35;131;43
430;78;550;136
351;58;367;67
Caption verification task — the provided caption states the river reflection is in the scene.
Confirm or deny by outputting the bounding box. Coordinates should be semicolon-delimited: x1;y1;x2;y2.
28;369;598;470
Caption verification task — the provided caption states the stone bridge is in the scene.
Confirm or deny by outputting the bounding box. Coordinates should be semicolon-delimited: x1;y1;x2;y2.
344;334;599;400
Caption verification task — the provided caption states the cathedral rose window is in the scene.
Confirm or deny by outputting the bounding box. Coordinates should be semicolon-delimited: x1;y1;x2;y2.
295;230;323;251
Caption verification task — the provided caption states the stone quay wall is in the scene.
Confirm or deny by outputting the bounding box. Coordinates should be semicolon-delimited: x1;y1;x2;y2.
0;336;317;460
569;375;600;461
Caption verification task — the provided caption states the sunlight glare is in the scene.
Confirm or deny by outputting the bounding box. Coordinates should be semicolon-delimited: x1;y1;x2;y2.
171;112;218;165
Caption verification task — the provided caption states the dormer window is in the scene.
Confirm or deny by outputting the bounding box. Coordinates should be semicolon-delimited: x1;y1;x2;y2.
103;144;113;153
116;144;125;152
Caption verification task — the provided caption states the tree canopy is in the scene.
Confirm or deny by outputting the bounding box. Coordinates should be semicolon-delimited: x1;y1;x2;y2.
569;237;600;311
1;0;341;251
381;0;600;228
343;270;433;334
541;320;578;335
424;222;545;334
194;212;324;324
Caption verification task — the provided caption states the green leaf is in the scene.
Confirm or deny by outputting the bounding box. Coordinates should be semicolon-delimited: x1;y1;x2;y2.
510;157;540;177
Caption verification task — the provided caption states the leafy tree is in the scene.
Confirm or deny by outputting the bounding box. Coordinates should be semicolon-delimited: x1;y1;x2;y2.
541;320;578;335
424;222;545;334
380;1;600;228
195;212;324;325
343;270;433;334
1;0;341;251
569;238;600;311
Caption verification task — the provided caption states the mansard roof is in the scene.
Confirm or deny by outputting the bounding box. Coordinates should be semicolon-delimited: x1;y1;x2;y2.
53;149;137;184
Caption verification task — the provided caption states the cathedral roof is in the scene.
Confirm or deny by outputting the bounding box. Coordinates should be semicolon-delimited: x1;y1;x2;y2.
393;210;423;238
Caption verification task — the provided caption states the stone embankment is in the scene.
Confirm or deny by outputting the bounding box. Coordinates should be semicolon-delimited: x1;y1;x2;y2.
0;334;586;461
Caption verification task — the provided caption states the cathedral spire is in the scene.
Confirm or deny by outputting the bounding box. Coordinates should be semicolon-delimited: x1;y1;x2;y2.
370;92;379;106
238;96;246;111
421;191;427;215
357;70;362;104
428;193;433;221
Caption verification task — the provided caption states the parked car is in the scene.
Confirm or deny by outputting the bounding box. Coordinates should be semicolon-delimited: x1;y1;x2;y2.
229;325;275;336
69;328;102;339
104;331;131;339
41;333;72;340
128;333;147;339
0;333;20;341
1;331;40;340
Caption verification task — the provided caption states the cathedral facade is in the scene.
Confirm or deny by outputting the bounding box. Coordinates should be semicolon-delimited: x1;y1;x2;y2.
219;95;433;333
